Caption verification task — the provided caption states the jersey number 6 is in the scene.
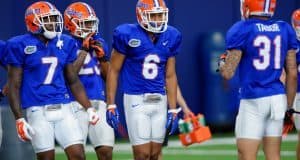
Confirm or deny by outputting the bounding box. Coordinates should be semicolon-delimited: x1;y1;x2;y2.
143;54;160;79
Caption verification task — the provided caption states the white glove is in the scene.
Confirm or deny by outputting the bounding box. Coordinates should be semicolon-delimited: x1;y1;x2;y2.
16;118;35;141
87;107;99;125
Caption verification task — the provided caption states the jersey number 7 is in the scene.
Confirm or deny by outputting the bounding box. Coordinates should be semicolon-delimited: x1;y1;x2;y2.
42;57;58;84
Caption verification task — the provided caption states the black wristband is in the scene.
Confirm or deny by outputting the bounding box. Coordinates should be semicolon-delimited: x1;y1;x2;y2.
80;46;89;52
97;57;109;62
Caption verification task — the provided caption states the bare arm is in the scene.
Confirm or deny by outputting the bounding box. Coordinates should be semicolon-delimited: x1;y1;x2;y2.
285;49;297;108
219;49;242;80
99;60;110;81
166;57;177;109
72;50;88;73
106;49;125;105
7;65;23;119
177;86;192;115
64;63;91;109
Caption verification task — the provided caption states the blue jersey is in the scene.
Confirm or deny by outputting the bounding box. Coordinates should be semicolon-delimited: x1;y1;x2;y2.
6;33;77;108
296;40;300;92
113;23;182;94
0;40;7;68
69;34;109;101
226;18;298;99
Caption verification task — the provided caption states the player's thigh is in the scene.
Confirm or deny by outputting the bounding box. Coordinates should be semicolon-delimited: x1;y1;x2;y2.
88;100;115;147
151;95;167;143
124;94;151;145
71;101;89;140
235;98;269;140
262;136;281;160
265;94;286;137
26;106;55;153
54;103;84;149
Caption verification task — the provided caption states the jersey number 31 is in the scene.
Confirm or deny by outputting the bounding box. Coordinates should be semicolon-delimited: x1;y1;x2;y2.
253;35;281;70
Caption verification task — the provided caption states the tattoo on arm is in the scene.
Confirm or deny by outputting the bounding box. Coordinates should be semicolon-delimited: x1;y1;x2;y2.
220;50;242;80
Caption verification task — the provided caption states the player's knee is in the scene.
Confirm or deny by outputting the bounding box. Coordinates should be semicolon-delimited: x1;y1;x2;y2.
134;151;151;160
69;152;85;160
150;153;160;160
96;146;113;160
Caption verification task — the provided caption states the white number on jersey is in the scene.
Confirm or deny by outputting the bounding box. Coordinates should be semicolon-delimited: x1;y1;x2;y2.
253;35;281;70
142;54;160;79
42;57;58;84
78;51;100;75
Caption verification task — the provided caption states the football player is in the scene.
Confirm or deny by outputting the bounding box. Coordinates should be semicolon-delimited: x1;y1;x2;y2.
0;40;6;148
106;0;181;159
64;2;114;160
218;0;298;159
6;1;99;160
291;8;300;160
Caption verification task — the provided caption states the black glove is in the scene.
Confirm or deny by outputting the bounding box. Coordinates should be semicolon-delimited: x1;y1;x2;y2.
282;108;295;136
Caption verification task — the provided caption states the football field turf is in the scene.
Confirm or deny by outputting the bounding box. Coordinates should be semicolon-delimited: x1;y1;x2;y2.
55;134;297;160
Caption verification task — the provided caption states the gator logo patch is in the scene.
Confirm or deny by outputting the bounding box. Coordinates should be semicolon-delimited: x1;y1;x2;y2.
128;39;141;47
24;46;37;54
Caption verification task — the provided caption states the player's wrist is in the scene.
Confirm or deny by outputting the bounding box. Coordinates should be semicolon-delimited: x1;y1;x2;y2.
168;107;182;114
16;117;25;122
107;104;117;109
80;46;89;52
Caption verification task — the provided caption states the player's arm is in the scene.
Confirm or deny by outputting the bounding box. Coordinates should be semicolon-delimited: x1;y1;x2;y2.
177;86;193;117
72;50;88;73
284;49;297;109
99;60;109;81
64;63;91;109
7;65;23;119
219;49;242;80
106;49;125;105
166;57;177;109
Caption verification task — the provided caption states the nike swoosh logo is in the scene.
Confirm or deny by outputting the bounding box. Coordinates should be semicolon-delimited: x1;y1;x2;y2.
31;109;38;112
162;41;168;46
132;104;139;108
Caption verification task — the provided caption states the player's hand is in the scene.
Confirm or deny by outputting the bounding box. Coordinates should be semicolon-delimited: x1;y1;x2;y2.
87;107;99;125
90;40;105;58
166;108;181;135
106;104;120;131
2;83;8;96
81;32;95;52
216;52;227;72
16;118;35;142
283;108;295;136
184;111;195;119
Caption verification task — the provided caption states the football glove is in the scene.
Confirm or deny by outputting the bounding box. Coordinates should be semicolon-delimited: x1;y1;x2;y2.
282;108;295;136
90;40;105;59
106;104;120;131
81;32;95;52
87;107;99;125
166;108;181;135
216;52;227;72
16;118;35;142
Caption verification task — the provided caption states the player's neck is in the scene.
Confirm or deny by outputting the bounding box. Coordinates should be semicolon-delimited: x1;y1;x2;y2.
147;32;159;43
35;34;50;45
249;15;270;20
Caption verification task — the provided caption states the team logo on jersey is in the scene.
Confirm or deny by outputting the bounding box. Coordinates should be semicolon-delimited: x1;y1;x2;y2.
128;39;141;47
24;46;37;54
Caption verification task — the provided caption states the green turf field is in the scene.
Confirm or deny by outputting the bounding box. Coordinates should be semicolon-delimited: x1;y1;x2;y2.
55;136;297;160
